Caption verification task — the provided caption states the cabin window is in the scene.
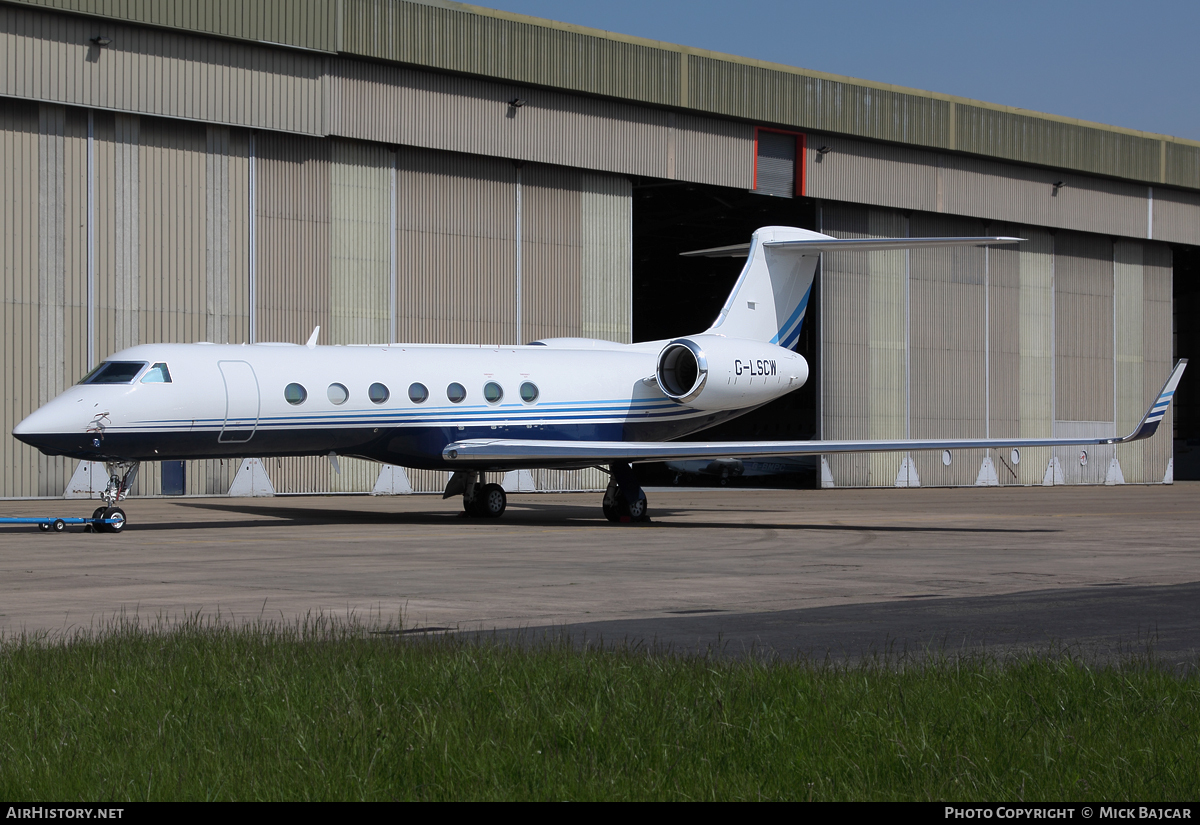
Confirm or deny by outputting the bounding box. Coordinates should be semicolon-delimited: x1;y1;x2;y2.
483;382;503;403
140;363;172;384
79;361;147;385
408;383;428;404
285;383;308;405
520;382;539;403
368;383;390;404
328;383;349;405
446;382;466;403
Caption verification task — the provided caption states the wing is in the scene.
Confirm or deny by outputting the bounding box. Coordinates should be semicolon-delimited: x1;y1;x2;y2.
443;360;1187;467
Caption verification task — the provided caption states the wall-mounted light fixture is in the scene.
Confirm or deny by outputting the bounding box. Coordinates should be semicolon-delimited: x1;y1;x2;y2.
816;145;832;155
1052;180;1065;195
508;98;526;108
90;35;112;47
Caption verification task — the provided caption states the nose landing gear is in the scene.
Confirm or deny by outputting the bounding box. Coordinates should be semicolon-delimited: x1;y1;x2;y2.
95;461;138;533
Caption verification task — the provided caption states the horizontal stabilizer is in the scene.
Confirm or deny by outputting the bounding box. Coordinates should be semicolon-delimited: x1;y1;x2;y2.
443;361;1187;468
680;236;1022;258
680;242;752;258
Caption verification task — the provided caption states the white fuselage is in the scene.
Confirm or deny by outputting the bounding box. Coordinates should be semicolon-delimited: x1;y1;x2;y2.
14;338;808;470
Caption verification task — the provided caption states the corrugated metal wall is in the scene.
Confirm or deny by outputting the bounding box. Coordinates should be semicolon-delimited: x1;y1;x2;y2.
326;59;753;190
394;146;517;348
5;1;1198;248
806;133;1200;246
255;132;330;345
988;226;1022;446
7;0;1200;196
908;213;988;487
340;0;681;107
0;97;41;497
330;139;390;347
581;172;633;344
35;103;87;496
9;0;339;53
1054;232;1114;425
1114;240;1144;484
521;163;582;342
955;105;1161;184
819;200;1175;488
0;4;327;135
1140;244;1173;483
689;56;952;150
1016;229;1054;485
1153;187;1200;244
1164;142;1200;191
820;202;890;486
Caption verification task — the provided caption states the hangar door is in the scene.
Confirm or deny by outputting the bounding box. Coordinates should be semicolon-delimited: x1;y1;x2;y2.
755;130;802;198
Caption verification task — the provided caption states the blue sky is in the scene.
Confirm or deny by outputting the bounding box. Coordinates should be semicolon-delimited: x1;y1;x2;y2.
471;0;1200;141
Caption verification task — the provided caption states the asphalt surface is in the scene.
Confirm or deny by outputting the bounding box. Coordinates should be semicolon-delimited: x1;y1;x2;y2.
0;483;1196;662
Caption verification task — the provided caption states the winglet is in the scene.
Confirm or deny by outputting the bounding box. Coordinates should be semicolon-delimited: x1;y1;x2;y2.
1120;359;1188;443
306;326;320;349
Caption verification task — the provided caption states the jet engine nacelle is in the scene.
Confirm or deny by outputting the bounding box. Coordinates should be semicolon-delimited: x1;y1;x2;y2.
655;335;809;411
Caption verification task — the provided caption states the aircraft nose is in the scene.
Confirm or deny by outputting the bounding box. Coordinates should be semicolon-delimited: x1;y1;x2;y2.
12;400;88;454
13;405;59;447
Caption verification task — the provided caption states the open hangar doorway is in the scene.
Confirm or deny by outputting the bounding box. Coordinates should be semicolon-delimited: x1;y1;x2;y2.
629;178;820;489
1173;244;1200;479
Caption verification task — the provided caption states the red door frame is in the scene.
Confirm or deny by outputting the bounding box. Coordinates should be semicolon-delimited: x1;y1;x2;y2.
752;127;807;197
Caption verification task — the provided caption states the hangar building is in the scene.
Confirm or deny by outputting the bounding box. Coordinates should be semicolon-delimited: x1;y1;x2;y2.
1;0;1197;497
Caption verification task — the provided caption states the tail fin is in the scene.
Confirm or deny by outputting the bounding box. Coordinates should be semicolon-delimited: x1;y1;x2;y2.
685;227;1024;346
701;226;821;347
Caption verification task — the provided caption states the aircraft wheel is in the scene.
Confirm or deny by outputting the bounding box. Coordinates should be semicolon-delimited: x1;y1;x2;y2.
102;507;126;534
93;506;107;521
479;483;507;519
602;500;620;522
463;491;483;517
38;522;50;532
52;519;66;533
621;491;648;521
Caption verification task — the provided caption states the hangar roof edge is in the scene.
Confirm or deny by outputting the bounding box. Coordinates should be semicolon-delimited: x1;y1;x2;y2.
6;0;1199;190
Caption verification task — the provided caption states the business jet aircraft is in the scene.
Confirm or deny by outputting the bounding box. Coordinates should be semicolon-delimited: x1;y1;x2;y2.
13;226;1187;532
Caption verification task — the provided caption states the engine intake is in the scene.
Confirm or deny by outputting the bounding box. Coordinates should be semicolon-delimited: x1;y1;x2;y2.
656;339;707;402
654;335;808;411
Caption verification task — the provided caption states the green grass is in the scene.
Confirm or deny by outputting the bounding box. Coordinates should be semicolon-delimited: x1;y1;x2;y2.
0;617;1196;801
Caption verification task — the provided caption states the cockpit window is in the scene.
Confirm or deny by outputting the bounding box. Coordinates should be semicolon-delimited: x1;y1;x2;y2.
79;361;147;385
140;363;172;384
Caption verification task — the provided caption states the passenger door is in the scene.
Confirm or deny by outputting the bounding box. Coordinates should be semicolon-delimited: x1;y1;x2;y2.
218;360;261;443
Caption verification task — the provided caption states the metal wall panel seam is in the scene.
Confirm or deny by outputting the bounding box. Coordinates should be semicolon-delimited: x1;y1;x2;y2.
389;147;396;343
515;162;521;345
248;130;255;342
85;107;93;369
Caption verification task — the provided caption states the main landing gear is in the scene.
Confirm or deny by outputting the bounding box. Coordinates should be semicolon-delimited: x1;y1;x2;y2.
602;462;649;523
93;460;139;533
444;470;507;519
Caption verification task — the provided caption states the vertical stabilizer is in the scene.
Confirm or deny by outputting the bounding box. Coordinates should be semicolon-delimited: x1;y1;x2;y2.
706;226;822;346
